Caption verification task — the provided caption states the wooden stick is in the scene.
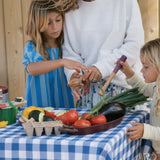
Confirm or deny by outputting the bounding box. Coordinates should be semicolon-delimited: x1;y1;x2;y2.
98;72;116;96
98;55;127;96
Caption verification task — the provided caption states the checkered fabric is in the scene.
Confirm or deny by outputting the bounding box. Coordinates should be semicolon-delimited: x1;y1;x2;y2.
0;110;151;160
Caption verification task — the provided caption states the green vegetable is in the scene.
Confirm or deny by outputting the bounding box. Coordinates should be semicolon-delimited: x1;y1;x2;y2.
43;115;55;121
28;110;42;122
89;87;149;114
39;112;45;122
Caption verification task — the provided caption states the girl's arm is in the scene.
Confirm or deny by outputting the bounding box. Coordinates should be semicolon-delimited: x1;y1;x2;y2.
27;59;89;76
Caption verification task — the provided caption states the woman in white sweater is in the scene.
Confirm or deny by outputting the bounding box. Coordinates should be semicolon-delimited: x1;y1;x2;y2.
120;38;160;159
63;0;144;108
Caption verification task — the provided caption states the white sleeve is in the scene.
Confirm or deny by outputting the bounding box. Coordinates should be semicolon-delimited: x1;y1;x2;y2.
93;0;144;79
62;24;83;81
143;123;160;141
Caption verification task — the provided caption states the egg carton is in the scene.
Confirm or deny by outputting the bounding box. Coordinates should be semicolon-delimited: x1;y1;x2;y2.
22;121;63;137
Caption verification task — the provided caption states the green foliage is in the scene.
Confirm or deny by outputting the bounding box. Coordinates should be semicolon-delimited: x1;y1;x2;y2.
89;87;149;114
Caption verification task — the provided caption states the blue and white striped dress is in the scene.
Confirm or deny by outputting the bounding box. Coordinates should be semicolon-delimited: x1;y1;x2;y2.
22;41;74;108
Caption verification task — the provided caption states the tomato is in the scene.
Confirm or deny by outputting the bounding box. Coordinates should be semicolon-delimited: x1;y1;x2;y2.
81;113;94;120
57;109;79;125
73;119;91;128
90;115;107;125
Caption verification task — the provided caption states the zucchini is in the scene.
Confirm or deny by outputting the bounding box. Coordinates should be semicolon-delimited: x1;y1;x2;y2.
43;115;55;121
39;112;45;122
28;110;55;122
98;101;126;122
28;110;41;122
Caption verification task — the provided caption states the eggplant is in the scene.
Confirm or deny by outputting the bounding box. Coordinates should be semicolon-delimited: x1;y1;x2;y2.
98;101;126;122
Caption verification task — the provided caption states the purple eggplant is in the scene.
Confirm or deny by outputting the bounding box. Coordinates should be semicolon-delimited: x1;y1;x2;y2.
98;101;126;122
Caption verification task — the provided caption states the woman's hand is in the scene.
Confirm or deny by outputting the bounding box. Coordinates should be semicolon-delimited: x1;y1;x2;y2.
82;78;90;95
126;122;144;140
71;81;90;100
70;72;83;100
63;59;89;73
83;66;102;82
71;86;83;100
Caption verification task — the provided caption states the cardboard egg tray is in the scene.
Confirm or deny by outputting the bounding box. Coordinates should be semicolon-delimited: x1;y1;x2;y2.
22;121;63;137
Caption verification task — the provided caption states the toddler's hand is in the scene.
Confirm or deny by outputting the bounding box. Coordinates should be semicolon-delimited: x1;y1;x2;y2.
115;59;134;79
126;122;144;140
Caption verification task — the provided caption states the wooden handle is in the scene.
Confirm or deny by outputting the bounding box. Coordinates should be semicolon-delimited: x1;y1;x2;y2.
98;72;116;96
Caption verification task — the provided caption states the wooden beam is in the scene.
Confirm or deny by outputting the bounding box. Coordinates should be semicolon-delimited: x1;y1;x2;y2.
138;0;160;41
3;0;25;100
0;0;8;87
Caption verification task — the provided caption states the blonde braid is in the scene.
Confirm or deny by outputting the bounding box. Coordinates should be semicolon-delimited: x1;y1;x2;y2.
50;0;79;12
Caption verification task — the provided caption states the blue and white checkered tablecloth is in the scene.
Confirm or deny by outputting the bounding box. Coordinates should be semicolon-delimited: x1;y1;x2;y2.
0;110;151;160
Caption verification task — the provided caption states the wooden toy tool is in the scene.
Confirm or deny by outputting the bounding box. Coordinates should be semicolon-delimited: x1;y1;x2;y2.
98;55;127;96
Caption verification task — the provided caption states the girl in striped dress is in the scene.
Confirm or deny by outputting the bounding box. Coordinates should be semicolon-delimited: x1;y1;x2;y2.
22;0;88;108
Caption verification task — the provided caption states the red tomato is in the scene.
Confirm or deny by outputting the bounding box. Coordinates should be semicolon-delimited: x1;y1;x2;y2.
57;109;79;125
81;113;94;120
73;119;91;128
90;115;107;125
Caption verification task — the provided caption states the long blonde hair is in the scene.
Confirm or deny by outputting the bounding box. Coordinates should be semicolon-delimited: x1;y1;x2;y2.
140;38;160;117
26;0;78;60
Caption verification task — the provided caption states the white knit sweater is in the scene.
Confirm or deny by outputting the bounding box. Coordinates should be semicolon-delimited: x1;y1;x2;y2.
127;73;160;154
63;0;144;88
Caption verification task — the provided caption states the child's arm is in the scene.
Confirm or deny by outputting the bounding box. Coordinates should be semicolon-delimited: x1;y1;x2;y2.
27;59;89;76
